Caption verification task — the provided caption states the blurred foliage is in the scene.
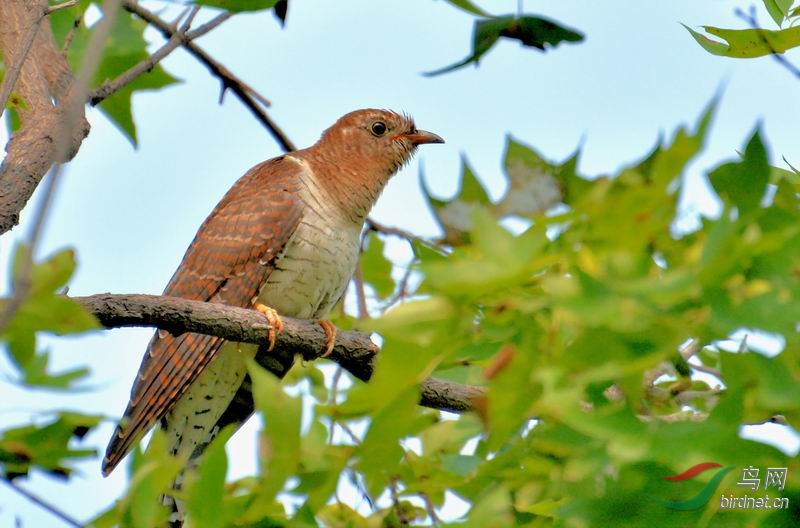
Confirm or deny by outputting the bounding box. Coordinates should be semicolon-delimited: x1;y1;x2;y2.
0;246;100;480
425;14;583;77
1;0;585;139
47;0;180;146
686;0;800;58
191;0;280;13
0;1;798;527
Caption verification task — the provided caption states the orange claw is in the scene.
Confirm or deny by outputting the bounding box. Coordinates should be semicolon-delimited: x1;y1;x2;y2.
316;320;337;358
255;303;283;351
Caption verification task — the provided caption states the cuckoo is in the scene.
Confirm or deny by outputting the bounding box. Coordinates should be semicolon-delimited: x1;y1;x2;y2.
102;109;443;492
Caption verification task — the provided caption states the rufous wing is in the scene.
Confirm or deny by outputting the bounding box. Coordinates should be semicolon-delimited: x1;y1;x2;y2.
102;156;303;476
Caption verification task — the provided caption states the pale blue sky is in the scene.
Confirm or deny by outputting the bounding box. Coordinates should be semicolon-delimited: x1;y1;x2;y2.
1;1;799;525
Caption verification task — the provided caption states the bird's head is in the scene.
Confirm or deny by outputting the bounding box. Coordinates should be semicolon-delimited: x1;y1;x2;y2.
304;109;444;220
317;108;444;176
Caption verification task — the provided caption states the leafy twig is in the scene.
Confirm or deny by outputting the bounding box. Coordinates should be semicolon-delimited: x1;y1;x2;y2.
89;7;230;105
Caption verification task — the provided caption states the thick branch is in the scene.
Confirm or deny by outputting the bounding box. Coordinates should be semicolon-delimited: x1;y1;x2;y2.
122;0;296;152
0;0;90;236
73;293;482;413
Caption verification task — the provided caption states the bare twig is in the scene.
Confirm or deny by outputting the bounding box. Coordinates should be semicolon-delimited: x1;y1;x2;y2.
178;5;200;31
381;260;417;310
735;6;800;78
185;11;233;41
2;480;83;528
336;419;363;445
353;255;370;320
327;365;346;443
61;13;81;55
122;0;297;152
420;492;441;525
365;217;446;254
45;0;79;15
366;217;422;243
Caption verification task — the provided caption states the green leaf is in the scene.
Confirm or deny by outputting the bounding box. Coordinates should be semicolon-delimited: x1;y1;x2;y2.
95;65;179;146
357;386;429;497
12;246;75;294
682;23;800;57
497;136;563;216
366;296;456;348
317;504;369;527
422;157;493;245
4;91;26;134
184;426;236;528
425;14;583;76
708;128;770;215
649;92;718;188
360;232;395;300
89;12;181;145
422;208;547;297
121;429;185;528
763;0;793;26
0;412;101;480
2;246;97;388
191;0;279;12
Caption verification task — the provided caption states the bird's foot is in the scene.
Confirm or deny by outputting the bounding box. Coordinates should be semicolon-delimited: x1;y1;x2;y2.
316;320;337;358
254;303;283;351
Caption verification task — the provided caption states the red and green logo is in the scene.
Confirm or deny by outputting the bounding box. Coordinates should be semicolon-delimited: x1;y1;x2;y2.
644;462;734;510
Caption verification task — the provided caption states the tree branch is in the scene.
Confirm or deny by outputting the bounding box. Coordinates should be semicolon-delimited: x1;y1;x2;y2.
122;0;296;152
0;0;91;236
72;293;482;414
2;479;82;528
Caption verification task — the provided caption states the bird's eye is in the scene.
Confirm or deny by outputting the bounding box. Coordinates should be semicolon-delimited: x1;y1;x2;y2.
370;121;387;136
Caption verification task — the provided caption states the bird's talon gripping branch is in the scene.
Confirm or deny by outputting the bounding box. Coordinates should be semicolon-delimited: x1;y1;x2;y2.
255;303;283;351
317;320;337;358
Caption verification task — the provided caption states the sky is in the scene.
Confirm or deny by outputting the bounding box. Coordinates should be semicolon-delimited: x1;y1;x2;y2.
1;0;799;526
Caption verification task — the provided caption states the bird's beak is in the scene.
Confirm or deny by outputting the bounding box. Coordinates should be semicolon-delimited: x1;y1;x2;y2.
404;129;445;145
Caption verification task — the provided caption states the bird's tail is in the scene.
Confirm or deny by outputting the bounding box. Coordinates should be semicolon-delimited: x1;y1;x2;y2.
156;343;252;526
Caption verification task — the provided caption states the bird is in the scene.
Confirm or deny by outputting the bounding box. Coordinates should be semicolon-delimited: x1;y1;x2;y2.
102;109;443;519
